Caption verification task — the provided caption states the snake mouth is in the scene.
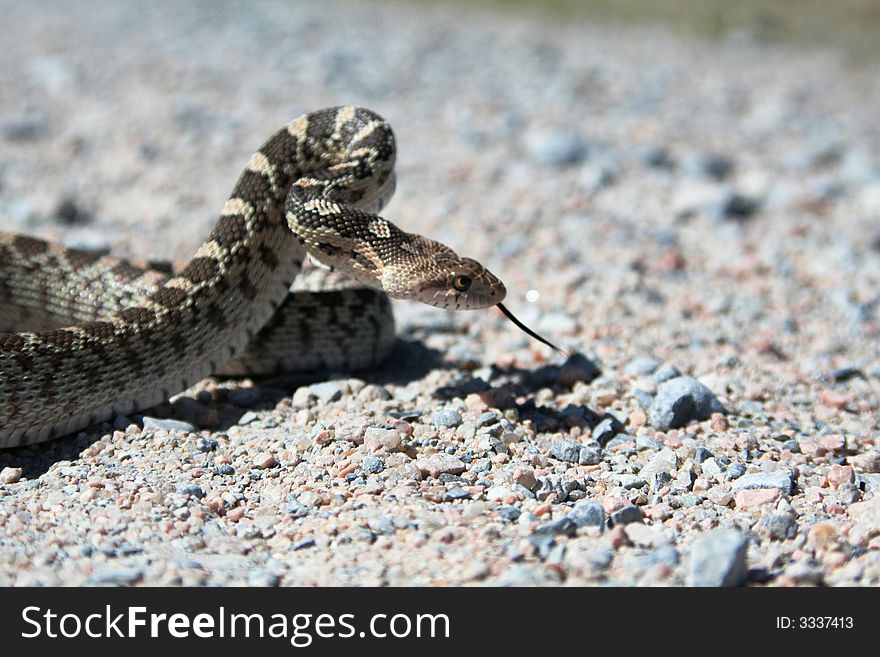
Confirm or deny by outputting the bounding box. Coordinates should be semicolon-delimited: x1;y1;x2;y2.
413;284;505;310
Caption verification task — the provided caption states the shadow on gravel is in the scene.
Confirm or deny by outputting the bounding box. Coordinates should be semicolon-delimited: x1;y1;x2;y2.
370;338;453;385
246;337;450;403
1;431;104;480
1;348;606;478
432;352;612;438
1;339;448;475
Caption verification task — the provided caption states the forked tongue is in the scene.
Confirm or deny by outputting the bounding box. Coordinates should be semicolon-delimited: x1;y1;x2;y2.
496;303;567;356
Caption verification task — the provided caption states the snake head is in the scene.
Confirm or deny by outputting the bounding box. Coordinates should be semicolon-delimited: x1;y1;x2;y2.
384;251;507;310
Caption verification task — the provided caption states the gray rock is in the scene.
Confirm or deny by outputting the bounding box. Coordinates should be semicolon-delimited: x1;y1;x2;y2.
610;505;643;526
237;411;260;425
592;416;624;445
700;458;724;479
640;546;680;568
836;482;860;504
688;529;749;587
478;412;500;427
489;564;562;587
760;512;798;540
674;468;697;491
550;441;583;463
569;500;605;528
309;381;345;403
87;567;144;586
831;366;864;382
358;384;392;401
674;493;702;508
247;571;281;587
784;560;824;585
648;376;725;430
605;434;635;449
196;437;218;453
726;462;747;480
535;516;578;537
432;410;463;429
858;473;880;493
285;496;311;518
524;128;586;166
731;472;794;494
496;506;521;522
445;487;470;501
643;448;679;475
633;389;655;410
3;116;47;141
624;356;661;376
369;517;396;535
738;400;765;417
578;446;602;465
647;471;672;491
526;534;557;560
142;416;197;433
617;474;647;490
652;364;682;383
577;549;614;570
719;192;761;220
639;144;674;168
689;153;734;180
636;434;663;451
535;475;582;502
291;537;316;551
175;484;204;498
361;455;385;474
694;446;713;463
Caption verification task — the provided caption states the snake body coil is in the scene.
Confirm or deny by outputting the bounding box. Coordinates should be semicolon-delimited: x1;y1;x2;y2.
0;107;506;447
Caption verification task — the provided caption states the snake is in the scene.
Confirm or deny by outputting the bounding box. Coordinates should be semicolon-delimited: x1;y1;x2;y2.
0;106;511;448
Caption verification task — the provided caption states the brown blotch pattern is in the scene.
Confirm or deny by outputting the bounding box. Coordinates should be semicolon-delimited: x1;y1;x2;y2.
66;248;104;271
211;214;247;248
181;257;220;284
119;307;157;325
13;235;48;257
150;286;188;308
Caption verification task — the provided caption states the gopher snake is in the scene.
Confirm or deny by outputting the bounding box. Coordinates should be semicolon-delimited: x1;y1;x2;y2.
0;107;507;448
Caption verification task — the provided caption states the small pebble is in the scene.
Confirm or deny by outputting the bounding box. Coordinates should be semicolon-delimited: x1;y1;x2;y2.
142;416;197;433
252;452;278;469
414;454;466;478
648;377;725;430
688;529;749;587
0;467;23;484
361;455;385;474
610;505;643;526
569;500;605;528
432;410;463;429
731;472;794;494
523;127;586;166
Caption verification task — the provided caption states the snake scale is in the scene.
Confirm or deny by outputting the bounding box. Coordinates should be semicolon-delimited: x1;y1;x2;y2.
0;106;508;448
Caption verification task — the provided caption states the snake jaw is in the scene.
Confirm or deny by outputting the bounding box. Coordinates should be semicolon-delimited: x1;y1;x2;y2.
411;275;507;310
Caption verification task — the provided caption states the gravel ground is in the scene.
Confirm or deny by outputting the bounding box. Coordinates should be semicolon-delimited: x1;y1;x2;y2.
1;0;879;587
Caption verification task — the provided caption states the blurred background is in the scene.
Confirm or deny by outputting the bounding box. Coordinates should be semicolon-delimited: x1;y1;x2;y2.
1;0;878;377
479;0;880;60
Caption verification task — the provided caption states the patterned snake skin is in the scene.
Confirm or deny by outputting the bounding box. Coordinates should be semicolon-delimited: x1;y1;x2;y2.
0;107;506;447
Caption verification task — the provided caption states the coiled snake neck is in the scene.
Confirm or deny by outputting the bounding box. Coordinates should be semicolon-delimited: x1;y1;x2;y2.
0;106;507;447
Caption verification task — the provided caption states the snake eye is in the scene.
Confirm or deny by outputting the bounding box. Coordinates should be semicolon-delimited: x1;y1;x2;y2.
452;275;472;292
